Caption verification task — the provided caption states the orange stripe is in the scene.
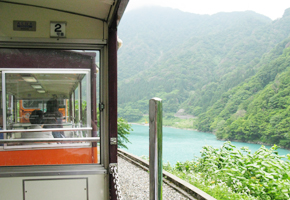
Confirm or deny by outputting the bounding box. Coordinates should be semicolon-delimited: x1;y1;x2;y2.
0;148;94;166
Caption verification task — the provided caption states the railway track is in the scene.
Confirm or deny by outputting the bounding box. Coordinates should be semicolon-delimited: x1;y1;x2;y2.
118;149;217;200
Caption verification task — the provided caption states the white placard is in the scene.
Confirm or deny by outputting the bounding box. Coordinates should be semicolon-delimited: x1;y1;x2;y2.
50;22;66;38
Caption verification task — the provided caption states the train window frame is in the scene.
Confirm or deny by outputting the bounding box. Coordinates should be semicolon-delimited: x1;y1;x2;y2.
0;47;102;166
1;69;92;149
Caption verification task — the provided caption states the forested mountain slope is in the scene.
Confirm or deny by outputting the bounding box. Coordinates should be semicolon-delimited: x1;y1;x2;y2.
118;7;272;117
197;37;290;147
118;6;290;141
183;11;290;115
118;7;270;80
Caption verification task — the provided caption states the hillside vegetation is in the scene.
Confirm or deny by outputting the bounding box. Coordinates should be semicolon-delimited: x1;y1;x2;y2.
118;7;290;147
200;44;290;147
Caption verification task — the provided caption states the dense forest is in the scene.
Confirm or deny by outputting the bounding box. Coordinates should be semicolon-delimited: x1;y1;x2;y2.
118;7;290;147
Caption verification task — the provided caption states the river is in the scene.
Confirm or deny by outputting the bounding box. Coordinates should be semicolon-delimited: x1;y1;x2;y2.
120;124;290;165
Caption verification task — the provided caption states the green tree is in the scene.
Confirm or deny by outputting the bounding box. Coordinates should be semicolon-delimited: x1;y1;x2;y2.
98;109;132;149
117;117;132;149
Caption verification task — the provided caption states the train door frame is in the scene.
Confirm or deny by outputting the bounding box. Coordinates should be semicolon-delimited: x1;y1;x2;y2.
0;46;109;197
2;17;118;200
0;1;129;198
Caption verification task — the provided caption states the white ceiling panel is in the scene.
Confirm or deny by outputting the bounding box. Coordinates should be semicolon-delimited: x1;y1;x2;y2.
1;0;115;21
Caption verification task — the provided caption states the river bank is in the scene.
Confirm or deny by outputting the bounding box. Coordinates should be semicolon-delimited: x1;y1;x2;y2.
218;138;290;151
129;122;198;131
131;116;196;130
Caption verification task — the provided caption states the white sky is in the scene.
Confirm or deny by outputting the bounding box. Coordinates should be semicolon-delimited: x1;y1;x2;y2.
126;0;290;20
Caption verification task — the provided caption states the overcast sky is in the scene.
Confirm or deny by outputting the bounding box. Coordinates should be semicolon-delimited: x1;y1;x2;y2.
126;0;290;20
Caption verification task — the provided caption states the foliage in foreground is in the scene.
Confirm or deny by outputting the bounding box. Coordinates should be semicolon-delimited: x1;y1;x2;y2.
98;109;132;149
117;117;132;149
164;142;290;200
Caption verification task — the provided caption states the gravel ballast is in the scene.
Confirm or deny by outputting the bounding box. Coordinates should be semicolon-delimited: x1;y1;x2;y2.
118;157;191;200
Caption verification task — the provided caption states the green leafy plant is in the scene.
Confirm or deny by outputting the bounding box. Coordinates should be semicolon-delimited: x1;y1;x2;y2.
164;142;290;200
117;117;132;149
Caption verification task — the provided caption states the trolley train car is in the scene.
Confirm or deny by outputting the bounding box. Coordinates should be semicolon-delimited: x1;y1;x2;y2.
0;0;128;199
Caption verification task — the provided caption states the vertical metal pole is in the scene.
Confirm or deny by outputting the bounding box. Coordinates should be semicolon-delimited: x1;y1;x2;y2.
78;81;82;124
73;91;76;123
149;97;163;200
2;72;6;132
69;93;72;123
91;57;98;163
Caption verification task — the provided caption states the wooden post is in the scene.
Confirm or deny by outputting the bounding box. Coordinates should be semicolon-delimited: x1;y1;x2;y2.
149;97;163;200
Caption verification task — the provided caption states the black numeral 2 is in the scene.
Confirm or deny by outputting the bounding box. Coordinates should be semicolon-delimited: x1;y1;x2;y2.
55;24;61;32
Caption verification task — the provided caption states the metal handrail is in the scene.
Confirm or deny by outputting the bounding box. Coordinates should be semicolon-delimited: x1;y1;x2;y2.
0;137;100;144
0;127;92;133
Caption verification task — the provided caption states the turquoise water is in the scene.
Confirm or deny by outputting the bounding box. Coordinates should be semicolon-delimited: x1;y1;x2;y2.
121;124;290;165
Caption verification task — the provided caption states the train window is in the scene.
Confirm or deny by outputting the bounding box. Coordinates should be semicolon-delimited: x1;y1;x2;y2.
0;49;99;166
23;100;43;109
5;72;91;140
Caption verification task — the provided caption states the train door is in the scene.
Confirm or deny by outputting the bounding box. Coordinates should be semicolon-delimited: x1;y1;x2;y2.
0;1;129;199
0;49;102;200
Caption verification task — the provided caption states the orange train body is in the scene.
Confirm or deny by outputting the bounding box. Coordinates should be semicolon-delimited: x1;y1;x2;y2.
0;147;98;166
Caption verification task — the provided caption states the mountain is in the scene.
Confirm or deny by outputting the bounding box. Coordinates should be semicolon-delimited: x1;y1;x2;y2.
118;7;271;81
118;7;272;115
205;40;290;147
117;6;290;147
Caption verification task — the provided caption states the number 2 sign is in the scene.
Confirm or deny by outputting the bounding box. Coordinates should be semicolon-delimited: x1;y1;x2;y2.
50;22;66;38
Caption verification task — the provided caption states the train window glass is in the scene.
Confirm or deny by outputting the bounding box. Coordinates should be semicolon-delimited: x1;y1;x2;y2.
22;100;65;112
5;72;90;137
22;100;44;109
0;49;99;166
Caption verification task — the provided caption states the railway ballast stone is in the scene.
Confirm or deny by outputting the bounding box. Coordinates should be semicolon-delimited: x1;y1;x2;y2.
118;157;191;200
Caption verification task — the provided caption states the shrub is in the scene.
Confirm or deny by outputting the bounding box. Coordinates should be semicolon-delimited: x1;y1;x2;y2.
164;142;290;200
